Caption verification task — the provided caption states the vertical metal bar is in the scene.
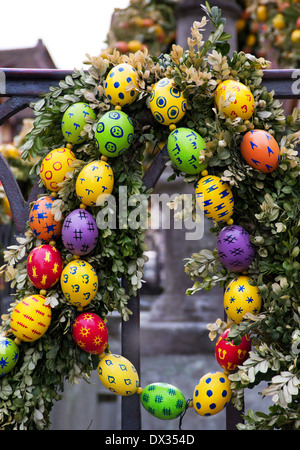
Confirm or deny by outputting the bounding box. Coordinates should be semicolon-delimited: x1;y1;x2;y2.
121;278;141;430
226;398;244;430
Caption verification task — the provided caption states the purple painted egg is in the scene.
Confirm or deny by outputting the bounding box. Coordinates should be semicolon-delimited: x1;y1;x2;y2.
62;209;98;256
217;225;255;272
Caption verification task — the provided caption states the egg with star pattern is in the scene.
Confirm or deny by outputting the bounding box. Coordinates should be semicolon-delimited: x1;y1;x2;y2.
240;129;280;173
72;312;108;355
0;337;19;377
223;275;262;324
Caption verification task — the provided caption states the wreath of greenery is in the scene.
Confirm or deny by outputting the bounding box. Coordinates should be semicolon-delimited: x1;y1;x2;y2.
0;2;300;430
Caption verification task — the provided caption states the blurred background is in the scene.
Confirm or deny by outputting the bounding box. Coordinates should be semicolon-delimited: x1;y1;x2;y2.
1;0;297;430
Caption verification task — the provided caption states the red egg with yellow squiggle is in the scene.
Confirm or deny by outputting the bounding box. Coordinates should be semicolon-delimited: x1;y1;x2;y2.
215;328;251;371
27;244;63;290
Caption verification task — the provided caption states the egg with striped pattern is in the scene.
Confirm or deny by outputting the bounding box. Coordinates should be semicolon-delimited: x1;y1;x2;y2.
195;175;234;223
10;295;52;342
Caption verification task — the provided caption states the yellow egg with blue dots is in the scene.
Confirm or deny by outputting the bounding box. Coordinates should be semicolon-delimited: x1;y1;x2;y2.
98;353;140;396
76;160;114;207
60;259;98;310
195;175;234;223
224;275;262;324
104;63;139;107
215;79;255;120
150;78;187;126
193;371;232;416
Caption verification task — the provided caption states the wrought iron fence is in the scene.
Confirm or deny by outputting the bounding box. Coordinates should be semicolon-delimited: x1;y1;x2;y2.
0;67;298;430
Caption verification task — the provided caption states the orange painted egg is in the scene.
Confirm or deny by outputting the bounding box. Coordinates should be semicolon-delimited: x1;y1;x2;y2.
240;129;280;173
27;244;63;290
29;196;62;242
40;147;76;192
72;312;108;355
215;328;251;371
215;80;255;120
10;295;52;342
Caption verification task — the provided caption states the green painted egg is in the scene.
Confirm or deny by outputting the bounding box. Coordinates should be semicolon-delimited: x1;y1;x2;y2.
94;110;134;158
140;382;186;420
0;337;19;377
167;127;207;174
61;102;96;144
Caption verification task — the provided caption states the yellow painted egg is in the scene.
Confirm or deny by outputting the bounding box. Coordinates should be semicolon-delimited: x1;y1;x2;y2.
215;80;255;120
40;147;76;192
104;63;139;107
75;160;114;207
195;175;234;223
193;371;232;416
150;78;187;126
98;353;140;396
60;259;98;309
10;295;52;343
224;275;262;324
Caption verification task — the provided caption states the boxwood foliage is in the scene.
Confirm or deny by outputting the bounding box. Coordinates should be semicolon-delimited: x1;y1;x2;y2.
0;2;299;430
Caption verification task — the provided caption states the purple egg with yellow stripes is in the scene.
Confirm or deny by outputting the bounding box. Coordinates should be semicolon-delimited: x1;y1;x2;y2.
217;225;255;272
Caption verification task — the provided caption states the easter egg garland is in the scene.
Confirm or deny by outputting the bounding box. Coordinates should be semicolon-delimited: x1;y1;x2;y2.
0;2;299;431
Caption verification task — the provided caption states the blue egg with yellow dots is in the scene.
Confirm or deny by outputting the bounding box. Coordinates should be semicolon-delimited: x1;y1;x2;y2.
94;110;134;157
150;78;187;126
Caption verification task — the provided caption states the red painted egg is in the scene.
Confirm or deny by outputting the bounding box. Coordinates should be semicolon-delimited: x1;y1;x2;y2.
27;244;63;290
240;129;281;173
215;328;251;371
29;196;62;242
72;312;108;355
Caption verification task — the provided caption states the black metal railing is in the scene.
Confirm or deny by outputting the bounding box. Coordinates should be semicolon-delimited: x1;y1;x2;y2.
0;67;299;430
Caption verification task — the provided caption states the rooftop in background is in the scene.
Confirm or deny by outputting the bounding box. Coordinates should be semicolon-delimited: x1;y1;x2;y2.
0;39;56;69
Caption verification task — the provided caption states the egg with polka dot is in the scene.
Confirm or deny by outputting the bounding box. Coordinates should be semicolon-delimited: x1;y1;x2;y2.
140;382;186;420
240;129;281;173
150;78;187;126
61;102;96;145
29;196;62;243
195;175;234;224
193;371;231;416
95;110;134;158
104;63;139;107
224;275;262;324
0;337;19;377
40;147;76;192
215;79;255;120
98;354;140;396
